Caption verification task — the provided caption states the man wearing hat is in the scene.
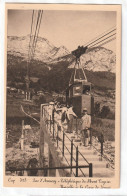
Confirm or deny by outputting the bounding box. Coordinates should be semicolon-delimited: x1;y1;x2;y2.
80;108;91;146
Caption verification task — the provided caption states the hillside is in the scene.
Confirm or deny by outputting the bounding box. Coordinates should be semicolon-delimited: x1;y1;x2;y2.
7;54;115;93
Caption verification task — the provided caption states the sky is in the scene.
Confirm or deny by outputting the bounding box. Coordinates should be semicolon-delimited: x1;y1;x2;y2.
8;10;116;52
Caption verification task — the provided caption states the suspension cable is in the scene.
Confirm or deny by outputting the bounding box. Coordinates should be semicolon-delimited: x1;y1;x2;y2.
89;32;116;48
31;10;43;58
29;10;41;61
83;26;116;47
28;10;38;62
93;37;116;48
27;10;43;67
28;10;34;61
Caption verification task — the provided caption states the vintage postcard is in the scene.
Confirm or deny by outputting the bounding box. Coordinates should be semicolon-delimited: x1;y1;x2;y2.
4;4;121;188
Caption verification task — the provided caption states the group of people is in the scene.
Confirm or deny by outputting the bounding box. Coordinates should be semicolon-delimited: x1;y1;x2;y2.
44;101;91;146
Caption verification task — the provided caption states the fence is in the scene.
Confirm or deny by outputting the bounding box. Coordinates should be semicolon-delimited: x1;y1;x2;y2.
92;135;115;169
42;103;115;171
6;165;92;177
42;104;93;177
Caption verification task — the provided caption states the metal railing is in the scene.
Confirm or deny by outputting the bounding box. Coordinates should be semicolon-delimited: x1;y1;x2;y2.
92;132;115;169
42;105;93;177
6;165;91;177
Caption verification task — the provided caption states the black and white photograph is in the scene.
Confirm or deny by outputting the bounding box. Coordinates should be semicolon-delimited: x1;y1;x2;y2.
4;4;121;188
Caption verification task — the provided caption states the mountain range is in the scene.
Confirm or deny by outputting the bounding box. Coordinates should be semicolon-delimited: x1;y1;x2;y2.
7;35;116;73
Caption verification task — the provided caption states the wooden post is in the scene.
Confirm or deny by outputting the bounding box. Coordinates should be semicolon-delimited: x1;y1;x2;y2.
89;163;93;177
76;146;78;177
21;120;24;150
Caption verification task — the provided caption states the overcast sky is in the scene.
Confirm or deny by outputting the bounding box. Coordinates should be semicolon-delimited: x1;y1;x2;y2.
8;10;116;52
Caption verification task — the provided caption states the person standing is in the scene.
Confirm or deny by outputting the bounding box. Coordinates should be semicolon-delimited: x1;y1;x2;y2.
80;108;91;146
61;106;69;132
48;101;56;122
67;105;77;133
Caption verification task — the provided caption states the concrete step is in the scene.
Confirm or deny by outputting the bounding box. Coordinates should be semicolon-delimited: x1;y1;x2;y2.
63;148;95;156
71;160;107;168
62;153;100;162
59;155;114;177
78;167;115;178
63;167;114;178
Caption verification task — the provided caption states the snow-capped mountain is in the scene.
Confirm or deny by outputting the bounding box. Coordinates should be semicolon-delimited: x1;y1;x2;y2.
7;35;70;62
7;35;116;73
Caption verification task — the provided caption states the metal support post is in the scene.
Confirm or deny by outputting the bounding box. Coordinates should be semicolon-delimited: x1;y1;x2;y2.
76;118;78;134
70;140;73;172
101;133;104;160
57;124;58;147
90;128;92;145
50;115;51;133
89;163;93;177
76;146;78;177
62;132;65;156
53;116;55;139
101;141;103;160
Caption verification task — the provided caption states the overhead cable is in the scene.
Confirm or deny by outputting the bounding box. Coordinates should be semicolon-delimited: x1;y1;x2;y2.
83;26;116;47
89;33;116;48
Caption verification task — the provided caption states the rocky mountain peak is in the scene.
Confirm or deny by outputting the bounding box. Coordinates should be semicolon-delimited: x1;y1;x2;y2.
7;35;116;73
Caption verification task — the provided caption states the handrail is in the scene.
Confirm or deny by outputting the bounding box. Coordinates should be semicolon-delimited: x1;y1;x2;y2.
6;165;90;172
64;132;72;142
92;134;115;168
78;151;89;165
21;105;40;124
64;145;71;155
41;105;92;177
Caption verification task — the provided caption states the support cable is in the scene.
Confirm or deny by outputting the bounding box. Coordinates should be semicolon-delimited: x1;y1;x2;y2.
27;10;43;81
83;26;116;47
88;33;116;48
31;10;43;59
29;10;41;61
92;37;116;49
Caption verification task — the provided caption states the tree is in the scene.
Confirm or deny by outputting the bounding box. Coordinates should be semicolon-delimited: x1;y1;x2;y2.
39;95;46;104
94;102;100;117
100;105;110;118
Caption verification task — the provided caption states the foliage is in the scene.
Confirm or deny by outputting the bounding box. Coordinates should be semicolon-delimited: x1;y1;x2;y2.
100;105;111;118
91;117;115;141
7;54;115;93
94;103;115;120
94;102;101;116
